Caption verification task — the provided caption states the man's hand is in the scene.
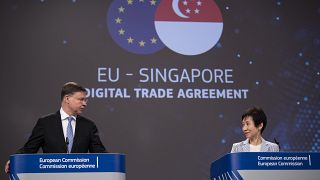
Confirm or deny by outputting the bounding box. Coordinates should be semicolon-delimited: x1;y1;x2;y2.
4;160;10;173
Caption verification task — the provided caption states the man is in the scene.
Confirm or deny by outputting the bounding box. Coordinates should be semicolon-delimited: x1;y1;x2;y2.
5;82;106;173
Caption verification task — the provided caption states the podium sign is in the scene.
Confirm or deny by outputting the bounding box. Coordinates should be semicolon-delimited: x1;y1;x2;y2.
211;152;320;180
10;153;125;180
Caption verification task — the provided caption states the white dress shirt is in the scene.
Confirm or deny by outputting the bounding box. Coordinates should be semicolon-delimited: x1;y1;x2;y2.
249;144;261;152
60;108;76;140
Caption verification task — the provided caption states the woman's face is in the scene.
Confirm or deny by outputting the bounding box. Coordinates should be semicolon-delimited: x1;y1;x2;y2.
242;116;262;139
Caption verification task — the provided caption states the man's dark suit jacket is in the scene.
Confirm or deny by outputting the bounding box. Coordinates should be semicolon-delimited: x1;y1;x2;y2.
18;111;106;153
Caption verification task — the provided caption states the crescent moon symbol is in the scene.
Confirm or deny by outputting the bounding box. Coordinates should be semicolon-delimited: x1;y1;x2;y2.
172;0;189;19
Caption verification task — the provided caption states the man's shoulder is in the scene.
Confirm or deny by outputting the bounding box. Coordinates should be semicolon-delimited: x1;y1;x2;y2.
76;115;95;125
39;111;60;120
32;112;60;127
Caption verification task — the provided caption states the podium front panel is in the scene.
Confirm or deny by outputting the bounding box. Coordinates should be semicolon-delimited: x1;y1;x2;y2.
10;153;125;180
210;152;320;180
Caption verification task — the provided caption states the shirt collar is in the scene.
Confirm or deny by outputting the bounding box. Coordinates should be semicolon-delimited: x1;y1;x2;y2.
244;137;266;145
60;107;77;121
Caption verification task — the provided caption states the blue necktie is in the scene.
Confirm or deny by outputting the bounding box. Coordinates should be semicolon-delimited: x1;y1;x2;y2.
67;117;74;153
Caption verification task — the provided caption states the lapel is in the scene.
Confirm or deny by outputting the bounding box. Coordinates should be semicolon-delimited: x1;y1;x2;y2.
242;139;250;152
54;111;68;152
260;138;268;152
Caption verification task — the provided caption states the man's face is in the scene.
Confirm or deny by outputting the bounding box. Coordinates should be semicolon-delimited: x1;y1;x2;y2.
242;116;262;140
65;91;87;115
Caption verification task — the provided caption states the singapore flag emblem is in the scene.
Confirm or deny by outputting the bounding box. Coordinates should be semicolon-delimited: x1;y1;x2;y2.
155;0;223;56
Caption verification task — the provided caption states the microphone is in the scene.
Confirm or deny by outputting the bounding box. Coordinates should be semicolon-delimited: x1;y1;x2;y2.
274;138;280;151
66;137;69;153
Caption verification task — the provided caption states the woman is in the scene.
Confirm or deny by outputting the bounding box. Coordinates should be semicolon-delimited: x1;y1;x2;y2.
231;107;279;152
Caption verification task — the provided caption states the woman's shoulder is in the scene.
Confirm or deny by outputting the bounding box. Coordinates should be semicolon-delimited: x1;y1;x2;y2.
263;139;278;147
263;139;280;151
232;140;246;147
231;140;248;153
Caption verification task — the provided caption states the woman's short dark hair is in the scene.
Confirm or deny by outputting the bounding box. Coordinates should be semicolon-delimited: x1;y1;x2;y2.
61;82;86;101
241;107;267;134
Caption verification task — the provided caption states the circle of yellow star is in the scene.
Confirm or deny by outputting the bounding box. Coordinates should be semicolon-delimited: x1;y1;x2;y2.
139;40;146;47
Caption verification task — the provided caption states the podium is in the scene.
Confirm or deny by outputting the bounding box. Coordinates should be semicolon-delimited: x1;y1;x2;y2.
210;152;320;180
9;153;125;180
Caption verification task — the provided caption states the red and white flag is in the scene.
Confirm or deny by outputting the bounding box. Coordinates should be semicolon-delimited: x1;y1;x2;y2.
155;0;223;55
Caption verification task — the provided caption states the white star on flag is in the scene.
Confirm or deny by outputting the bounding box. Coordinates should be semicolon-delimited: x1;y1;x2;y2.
118;6;125;13
127;37;134;43
183;0;188;6
150;0;156;6
115;17;122;24
118;28;125;35
150;37;157;44
139;40;146;47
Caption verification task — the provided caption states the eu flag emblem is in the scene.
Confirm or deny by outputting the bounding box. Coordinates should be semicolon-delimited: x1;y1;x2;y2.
107;0;165;54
